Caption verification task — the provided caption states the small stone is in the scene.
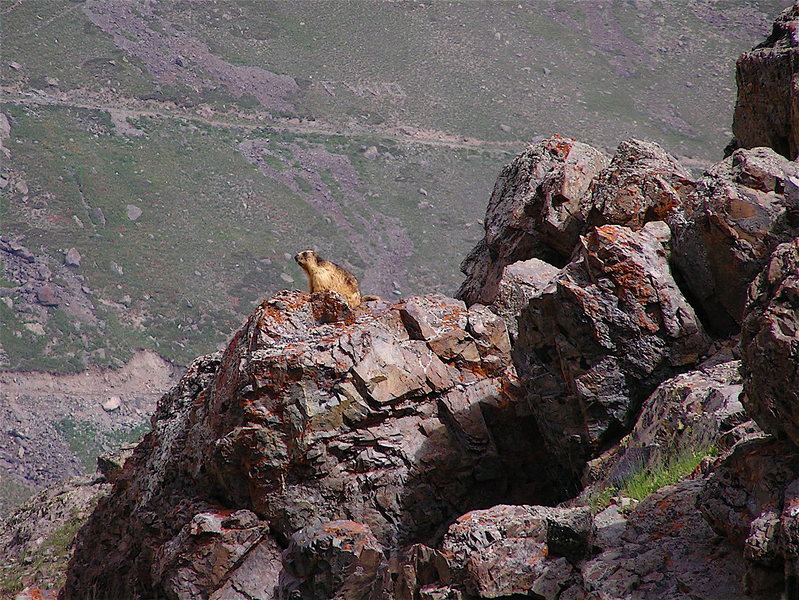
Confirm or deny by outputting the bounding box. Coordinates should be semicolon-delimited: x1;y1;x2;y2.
364;145;379;160
120;295;132;307
8;61;22;71
65;247;82;267
543;67;551;75
46;77;59;87
35;284;59;306
280;272;294;283
126;205;142;221
103;396;122;412
15;180;28;195
418;187;428;196
24;322;45;336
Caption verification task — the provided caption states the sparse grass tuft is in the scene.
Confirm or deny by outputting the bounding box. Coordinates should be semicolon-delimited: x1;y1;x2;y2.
589;445;717;510
622;446;715;501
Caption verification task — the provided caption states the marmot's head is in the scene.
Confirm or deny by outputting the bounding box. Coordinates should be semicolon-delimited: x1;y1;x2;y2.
294;250;319;269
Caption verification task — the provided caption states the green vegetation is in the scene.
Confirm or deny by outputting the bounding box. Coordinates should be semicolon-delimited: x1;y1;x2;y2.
622;446;716;501
0;472;34;520
590;445;717;511
0;511;92;596
0;100;500;371
56;418;150;473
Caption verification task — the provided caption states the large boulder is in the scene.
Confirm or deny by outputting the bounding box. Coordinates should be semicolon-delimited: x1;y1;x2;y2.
672;148;799;334
513;222;709;470
584;138;695;229
731;2;799;160
457;136;608;305
440;504;592;598
62;291;555;599
741;239;799;445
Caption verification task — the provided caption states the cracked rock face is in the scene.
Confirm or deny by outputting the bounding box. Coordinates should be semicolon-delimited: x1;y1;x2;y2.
732;2;799;160
697;437;799;599
513;222;709;471
741;239;799;445
62;290;560;599
457;135;608;306
671;147;799;334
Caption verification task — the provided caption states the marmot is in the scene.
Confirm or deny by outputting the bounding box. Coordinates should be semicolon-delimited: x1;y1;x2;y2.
294;250;363;308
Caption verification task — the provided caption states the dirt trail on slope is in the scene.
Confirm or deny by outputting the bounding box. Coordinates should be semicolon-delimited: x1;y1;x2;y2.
0;86;518;153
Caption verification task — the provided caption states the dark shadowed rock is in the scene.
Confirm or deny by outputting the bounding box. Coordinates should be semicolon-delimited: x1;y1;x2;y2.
278;520;387;600
62;290;555;599
698;437;799;599
741;239;799;445
514;222;709;470
731;3;799;160
457;136;607;305
672;148;799;334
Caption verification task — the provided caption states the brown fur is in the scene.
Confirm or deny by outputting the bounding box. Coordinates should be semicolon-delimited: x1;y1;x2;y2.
294;250;362;308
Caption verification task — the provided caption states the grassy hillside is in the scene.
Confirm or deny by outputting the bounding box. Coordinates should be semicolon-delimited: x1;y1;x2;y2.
0;0;789;372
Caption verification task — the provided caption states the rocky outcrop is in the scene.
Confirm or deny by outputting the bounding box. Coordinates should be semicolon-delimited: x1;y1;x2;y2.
456;136;608;306
514;222;709;470
731;2;799;160
671;147;799;334
741;239;799;445
457;137;694;309
697;437;799;599
579;359;758;499
62;291;563;599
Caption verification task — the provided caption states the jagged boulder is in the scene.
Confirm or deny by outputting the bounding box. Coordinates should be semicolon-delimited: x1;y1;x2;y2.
732;2;799;160
277;520;387;600
457;137;695;311
457;136;608;305
62;290;559;600
513;222;709;470
440;504;592;598
741;239;799;445
584;138;695;229
671;148;799;334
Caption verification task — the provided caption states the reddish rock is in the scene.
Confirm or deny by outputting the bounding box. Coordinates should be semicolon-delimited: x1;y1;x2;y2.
35;284;59;307
278;520;387;600
514;223;709;470
586;138;695;228
62;291;549;599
